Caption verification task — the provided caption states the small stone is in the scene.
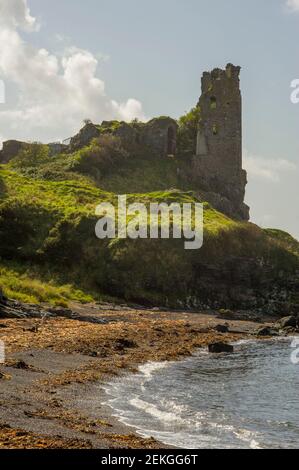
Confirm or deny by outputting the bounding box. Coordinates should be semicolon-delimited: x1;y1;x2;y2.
12;360;30;370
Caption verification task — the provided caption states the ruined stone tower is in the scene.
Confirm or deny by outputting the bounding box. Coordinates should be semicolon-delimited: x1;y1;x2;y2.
193;64;249;221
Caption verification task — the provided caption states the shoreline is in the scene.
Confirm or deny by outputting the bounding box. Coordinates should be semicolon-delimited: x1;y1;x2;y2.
0;303;289;449
100;335;295;449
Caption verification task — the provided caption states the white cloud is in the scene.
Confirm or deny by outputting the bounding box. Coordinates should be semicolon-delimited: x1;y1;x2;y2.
286;0;299;12
243;150;297;183
0;0;146;145
0;0;38;32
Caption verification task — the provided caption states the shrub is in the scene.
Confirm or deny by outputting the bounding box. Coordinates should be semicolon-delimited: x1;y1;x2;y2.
72;135;130;179
177;107;201;156
11;142;50;169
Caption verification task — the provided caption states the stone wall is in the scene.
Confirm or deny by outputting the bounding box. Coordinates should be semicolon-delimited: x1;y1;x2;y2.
0;140;26;164
69;117;178;157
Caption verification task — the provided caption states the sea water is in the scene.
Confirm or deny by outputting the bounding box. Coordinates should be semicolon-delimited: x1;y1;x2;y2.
103;338;299;449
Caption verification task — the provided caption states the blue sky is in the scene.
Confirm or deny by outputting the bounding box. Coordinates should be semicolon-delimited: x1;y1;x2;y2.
0;0;298;237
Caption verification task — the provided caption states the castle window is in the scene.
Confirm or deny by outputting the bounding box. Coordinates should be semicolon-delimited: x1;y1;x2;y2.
167;126;176;155
212;124;218;135
210;96;217;110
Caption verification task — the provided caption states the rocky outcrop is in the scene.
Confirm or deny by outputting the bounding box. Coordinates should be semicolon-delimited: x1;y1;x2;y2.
69;122;101;151
277;315;298;329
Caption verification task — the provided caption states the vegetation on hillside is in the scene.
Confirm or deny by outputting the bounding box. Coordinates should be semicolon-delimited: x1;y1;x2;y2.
1;124;298;310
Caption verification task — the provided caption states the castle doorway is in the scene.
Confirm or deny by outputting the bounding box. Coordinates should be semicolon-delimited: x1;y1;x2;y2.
167;126;176;155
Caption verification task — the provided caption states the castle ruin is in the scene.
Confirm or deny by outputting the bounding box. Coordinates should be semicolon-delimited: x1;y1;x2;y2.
192;63;249;221
0;63;249;221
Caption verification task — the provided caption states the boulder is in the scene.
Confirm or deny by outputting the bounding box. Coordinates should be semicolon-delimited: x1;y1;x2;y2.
213;324;229;333
256;326;279;337
278;316;297;329
208;342;234;354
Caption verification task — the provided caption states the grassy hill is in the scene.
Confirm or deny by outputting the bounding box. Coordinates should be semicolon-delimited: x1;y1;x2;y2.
0;137;299;314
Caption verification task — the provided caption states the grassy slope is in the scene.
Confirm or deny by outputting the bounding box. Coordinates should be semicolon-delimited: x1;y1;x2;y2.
1;139;299;309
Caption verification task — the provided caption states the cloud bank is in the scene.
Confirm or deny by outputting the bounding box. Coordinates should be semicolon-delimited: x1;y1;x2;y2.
0;0;146;145
286;0;299;12
243;150;297;183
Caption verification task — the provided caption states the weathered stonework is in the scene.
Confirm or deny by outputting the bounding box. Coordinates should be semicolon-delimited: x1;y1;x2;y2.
192;64;249;220
140;117;178;156
69;117;178;157
0;64;249;221
0;140;26;164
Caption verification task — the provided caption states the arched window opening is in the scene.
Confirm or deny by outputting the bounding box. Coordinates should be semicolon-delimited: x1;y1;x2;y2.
212;124;218;136
210;96;217;110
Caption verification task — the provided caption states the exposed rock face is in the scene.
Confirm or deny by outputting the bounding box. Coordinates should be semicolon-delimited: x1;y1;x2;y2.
192;64;249;221
70;122;101;151
0;140;26;163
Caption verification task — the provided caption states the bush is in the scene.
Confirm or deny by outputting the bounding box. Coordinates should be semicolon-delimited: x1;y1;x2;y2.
72;135;130;180
11;142;50;169
177;107;201;156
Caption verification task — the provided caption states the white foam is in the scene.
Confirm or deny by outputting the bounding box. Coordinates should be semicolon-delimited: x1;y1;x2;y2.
138;361;170;378
130;397;188;425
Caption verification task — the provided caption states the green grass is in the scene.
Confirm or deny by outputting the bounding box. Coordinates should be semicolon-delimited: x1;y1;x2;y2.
0;261;94;306
1;136;299;310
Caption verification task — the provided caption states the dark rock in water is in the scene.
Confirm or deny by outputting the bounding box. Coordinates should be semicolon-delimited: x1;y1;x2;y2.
256;326;279;337
208;342;234;354
214;324;229;333
278;316;297;329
